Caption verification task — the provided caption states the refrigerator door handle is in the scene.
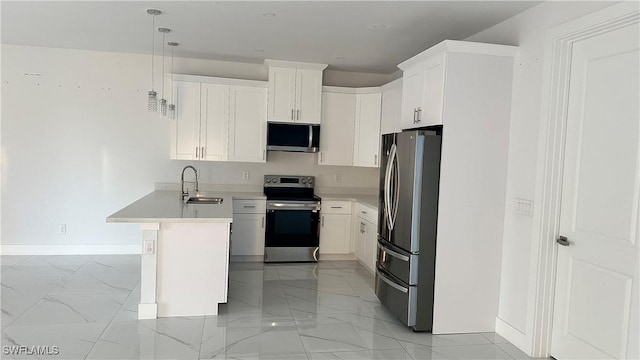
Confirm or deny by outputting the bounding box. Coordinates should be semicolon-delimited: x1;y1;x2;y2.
377;268;409;293
377;241;409;261
384;145;393;229
391;146;400;227
387;144;398;230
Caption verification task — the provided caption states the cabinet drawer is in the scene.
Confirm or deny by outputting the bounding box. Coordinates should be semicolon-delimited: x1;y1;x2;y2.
356;202;378;224
321;200;352;214
233;199;266;214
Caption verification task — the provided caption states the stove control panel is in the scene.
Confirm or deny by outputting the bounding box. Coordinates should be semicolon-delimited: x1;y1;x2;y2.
264;175;315;188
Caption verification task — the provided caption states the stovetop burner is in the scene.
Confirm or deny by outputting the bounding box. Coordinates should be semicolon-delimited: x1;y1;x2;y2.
263;175;317;202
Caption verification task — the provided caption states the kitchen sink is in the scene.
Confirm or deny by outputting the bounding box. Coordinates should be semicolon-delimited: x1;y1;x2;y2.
184;193;224;204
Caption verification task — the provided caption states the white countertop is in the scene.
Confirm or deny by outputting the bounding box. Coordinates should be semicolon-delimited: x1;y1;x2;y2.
316;193;379;209
107;190;265;223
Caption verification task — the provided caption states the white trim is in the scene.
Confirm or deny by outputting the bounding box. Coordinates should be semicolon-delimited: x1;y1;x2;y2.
322;86;381;94
397;40;518;70
496;317;529;354
264;59;328;71
170;74;268;88
381;77;402;92
137;303;158;320
0;244;141;255
528;2;639;357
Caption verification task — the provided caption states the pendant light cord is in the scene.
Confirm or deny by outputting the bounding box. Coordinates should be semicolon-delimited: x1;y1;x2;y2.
161;32;165;99
151;13;155;91
170;45;175;102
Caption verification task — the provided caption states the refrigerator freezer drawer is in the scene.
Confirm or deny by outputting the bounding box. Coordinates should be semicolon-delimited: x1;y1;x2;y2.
377;238;419;285
375;266;417;327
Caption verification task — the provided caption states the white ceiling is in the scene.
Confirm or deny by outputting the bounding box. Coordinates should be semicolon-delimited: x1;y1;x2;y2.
1;1;540;74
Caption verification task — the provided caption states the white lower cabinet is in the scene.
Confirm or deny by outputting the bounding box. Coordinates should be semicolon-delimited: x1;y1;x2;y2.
231;199;266;256
353;203;378;272
319;200;352;255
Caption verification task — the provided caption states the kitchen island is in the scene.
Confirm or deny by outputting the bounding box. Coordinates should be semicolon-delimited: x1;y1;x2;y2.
107;190;261;319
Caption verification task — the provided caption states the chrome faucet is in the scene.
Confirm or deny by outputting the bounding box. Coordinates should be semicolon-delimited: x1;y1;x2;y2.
181;165;199;200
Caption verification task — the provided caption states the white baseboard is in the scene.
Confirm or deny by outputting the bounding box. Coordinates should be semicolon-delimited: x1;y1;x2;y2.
320;254;357;261
138;303;158;319
495;316;531;355
0;244;141;255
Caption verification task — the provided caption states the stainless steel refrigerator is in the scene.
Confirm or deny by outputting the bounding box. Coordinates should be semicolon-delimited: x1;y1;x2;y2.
375;129;442;332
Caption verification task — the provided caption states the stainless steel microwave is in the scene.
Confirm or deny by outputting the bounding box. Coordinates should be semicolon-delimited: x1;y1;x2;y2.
266;123;320;153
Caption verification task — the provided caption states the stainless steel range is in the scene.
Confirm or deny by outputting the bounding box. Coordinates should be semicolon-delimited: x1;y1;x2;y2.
263;175;321;263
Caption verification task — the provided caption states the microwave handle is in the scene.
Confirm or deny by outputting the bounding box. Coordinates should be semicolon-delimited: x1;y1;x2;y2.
308;125;313;148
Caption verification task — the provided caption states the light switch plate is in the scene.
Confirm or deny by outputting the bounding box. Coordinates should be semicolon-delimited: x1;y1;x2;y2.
143;240;155;255
515;198;534;217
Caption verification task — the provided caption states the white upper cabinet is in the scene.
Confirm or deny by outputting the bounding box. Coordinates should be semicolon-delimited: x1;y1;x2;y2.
400;55;445;129
399;40;518;130
172;81;201;160
229;85;267;163
265;60;327;124
353;93;382;168
381;78;403;135
170;75;267;163
319;90;356;166
200;83;230;161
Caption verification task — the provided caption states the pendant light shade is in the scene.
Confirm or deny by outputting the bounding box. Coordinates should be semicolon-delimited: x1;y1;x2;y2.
167;42;179;120
158;28;171;117
147;9;161;112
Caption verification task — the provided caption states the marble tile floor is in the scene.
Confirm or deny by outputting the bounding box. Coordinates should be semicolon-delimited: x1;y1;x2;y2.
0;255;545;360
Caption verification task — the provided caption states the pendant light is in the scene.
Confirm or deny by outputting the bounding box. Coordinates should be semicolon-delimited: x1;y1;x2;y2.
146;9;161;112
167;42;179;120
158;28;171;117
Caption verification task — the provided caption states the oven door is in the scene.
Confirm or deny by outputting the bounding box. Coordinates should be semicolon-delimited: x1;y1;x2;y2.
264;201;320;262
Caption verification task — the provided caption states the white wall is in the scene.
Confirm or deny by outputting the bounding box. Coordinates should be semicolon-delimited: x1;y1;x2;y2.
465;0;617;353
0;44;381;254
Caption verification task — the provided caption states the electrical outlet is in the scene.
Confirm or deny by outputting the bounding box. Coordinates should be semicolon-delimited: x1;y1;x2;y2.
143;240;155;255
57;224;67;235
242;171;250;180
515;198;534;217
335;173;341;183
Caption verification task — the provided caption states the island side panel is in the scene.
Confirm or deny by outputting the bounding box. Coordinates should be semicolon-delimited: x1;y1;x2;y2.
156;222;231;317
139;223;160;319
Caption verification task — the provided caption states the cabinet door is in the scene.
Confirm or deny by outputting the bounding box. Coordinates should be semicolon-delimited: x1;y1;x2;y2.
353;93;382;168
230;213;266;256
381;86;402;135
319;214;352;255
319;92;355;166
200;83;229;161
295;69;323;124
267;67;296;123
419;54;446;126
401;65;424;130
364;220;377;272
355;218;366;262
171;81;201;160
229;86;267;163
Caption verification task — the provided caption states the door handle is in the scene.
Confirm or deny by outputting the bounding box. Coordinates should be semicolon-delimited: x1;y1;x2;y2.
413;109;417;123
291;109;294;121
297;109;300;121
195;146;199;159
322;216;325;227
201;146;205;158
557;236;570;246
374;154;378;165
262;216;265;228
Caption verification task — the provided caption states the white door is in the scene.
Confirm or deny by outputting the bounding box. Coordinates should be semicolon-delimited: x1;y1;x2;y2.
551;22;639;360
229;86;267;163
171;81;201;160
419;54;446;126
267;67;296;123
295;69;323;124
353;93;382;168
200;83;229;161
319;92;355;166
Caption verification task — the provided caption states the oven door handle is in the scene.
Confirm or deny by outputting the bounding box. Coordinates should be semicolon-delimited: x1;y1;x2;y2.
267;202;320;211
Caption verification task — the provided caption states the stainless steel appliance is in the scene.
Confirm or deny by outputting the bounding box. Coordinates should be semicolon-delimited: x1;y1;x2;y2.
376;129;442;331
267;123;320;153
263;175;321;262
